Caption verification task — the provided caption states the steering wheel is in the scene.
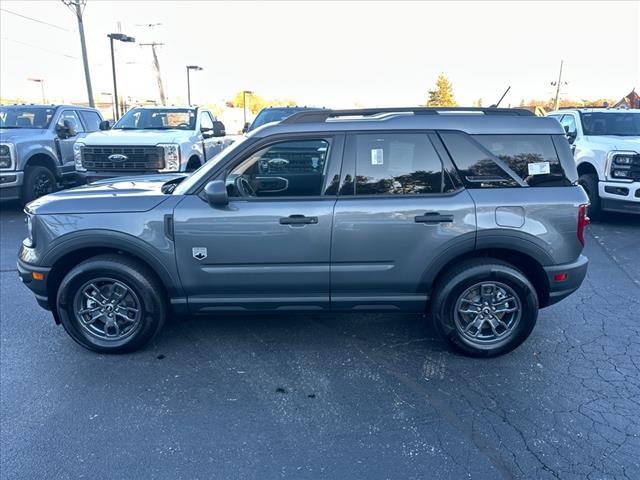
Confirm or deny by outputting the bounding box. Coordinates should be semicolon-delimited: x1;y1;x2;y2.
235;176;256;197
176;122;190;128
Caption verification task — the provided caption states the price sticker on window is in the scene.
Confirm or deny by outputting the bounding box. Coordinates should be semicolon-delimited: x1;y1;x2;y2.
527;161;550;176
371;148;384;165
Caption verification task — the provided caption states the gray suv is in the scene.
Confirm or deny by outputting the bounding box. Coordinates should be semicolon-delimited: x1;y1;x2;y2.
18;107;590;357
0;104;104;204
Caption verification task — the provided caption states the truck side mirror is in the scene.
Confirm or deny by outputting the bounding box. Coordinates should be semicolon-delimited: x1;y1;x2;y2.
55;120;76;138
242;122;250;134
204;180;229;206
211;121;226;137
563;125;577;143
99;120;111;131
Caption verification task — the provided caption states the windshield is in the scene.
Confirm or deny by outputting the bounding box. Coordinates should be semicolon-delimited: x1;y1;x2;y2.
581;112;640;136
249;108;306;131
114;108;196;130
173;137;249;195
0;106;56;129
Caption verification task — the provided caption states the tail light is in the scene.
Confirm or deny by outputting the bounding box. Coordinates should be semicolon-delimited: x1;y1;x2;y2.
577;204;590;246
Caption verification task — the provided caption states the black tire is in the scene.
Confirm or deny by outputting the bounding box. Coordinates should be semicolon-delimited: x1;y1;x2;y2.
56;254;167;353
186;157;201;172
430;258;539;358
22;165;56;205
578;173;602;221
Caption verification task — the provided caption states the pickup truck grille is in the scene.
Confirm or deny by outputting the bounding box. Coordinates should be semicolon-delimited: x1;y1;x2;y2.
82;146;164;171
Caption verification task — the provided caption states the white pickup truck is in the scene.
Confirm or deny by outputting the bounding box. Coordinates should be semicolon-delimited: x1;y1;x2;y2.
74;106;235;181
548;108;640;219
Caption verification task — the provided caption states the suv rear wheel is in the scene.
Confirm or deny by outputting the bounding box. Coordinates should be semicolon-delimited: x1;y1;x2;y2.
431;258;539;357
56;254;166;353
578;173;601;221
22;165;55;205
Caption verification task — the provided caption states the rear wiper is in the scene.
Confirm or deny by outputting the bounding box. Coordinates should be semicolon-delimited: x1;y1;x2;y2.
0;126;22;129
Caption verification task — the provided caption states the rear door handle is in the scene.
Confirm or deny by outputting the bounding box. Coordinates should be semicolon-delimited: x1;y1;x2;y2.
279;215;318;225
414;212;454;224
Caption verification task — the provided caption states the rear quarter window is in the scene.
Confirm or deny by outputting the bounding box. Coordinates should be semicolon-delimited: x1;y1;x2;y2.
473;134;572;187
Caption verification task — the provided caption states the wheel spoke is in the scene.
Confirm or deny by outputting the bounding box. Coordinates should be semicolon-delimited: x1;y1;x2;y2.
111;283;129;304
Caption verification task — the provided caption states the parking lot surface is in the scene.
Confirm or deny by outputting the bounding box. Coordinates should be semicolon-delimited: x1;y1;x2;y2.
1;201;639;480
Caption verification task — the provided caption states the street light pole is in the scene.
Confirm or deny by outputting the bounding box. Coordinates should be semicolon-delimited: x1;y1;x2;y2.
107;33;135;120
243;90;254;127
28;78;46;103
186;65;203;105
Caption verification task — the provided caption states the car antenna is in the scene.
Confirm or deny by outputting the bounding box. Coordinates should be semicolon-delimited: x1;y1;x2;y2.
490;86;511;108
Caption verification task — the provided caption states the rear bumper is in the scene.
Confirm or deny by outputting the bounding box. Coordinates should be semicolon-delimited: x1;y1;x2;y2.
17;258;52;311
543;254;588;307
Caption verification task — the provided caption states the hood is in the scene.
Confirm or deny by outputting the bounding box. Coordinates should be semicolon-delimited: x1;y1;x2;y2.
26;174;185;215
81;129;191;145
0;128;48;142
583;135;640;151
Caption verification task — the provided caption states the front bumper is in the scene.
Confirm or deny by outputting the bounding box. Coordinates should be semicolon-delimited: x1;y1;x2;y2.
78;170;172;183
543;254;588;307
18;257;52;311
599;180;640;214
0;171;24;201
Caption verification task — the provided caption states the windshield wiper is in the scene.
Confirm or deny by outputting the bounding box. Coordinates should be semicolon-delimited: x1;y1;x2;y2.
0;126;23;129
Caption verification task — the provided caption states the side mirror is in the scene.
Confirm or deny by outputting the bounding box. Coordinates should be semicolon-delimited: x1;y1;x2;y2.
204;180;228;206
563;125;577;143
99;120;111;131
242;122;250;134
211;120;226;137
55;120;76;138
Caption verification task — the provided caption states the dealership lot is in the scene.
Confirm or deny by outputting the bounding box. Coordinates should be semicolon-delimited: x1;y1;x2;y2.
1;201;639;479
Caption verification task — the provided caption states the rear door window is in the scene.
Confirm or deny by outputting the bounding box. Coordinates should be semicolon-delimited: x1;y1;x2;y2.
79;111;102;132
473;134;571;187
350;133;454;195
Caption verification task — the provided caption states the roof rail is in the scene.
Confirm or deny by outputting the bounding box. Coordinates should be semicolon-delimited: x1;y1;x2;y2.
281;107;535;124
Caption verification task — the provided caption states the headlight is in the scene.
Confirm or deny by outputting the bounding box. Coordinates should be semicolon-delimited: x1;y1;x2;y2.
158;144;180;172
74;143;86;172
607;151;638;181
24;213;36;248
0;143;14;170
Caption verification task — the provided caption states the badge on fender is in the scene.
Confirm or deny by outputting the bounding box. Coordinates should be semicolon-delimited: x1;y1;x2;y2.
192;247;207;260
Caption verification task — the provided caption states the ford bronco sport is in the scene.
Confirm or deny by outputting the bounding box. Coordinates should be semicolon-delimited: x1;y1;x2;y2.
18;107;589;357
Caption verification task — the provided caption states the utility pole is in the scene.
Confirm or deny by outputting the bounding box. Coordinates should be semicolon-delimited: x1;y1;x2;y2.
62;0;95;107
140;42;166;105
552;60;565;111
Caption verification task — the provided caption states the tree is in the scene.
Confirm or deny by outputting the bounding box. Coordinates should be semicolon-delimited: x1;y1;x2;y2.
229;91;298;114
473;98;483;107
426;74;457;107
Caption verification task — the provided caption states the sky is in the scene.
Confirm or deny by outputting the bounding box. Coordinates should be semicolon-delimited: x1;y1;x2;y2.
1;1;639;109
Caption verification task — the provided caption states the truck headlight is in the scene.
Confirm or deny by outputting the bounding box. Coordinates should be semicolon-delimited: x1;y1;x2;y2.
158;144;180;172
0;143;15;170
74;143;86;172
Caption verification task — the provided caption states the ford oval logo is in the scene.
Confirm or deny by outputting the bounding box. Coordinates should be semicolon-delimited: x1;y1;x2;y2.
108;154;128;162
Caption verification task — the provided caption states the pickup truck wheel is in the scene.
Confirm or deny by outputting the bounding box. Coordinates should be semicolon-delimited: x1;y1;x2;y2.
22;165;55;205
430;258;539;357
56;254;166;353
578;173;601;221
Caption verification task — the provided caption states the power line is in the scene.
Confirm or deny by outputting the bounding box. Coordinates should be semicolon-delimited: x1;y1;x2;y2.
0;7;72;32
1;36;79;59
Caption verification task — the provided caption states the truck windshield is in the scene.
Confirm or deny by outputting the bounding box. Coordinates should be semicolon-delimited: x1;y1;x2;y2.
581;112;640;136
113;108;196;130
0;106;56;129
249;108;308;131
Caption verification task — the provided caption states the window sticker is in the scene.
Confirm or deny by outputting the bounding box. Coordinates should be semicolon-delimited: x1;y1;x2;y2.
371;148;384;165
527;161;551;175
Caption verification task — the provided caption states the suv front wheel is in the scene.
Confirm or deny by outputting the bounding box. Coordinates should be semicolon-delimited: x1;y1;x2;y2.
56;254;167;353
431;258;539;357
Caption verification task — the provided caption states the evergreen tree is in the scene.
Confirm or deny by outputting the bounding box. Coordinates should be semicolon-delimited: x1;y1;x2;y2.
426;74;457;107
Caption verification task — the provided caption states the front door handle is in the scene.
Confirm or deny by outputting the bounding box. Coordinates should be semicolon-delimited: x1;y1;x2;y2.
414;212;454;224
279;215;318;225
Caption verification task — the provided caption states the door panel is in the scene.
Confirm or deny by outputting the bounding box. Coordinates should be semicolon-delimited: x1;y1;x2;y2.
331;192;476;311
330;131;476;312
173;196;335;313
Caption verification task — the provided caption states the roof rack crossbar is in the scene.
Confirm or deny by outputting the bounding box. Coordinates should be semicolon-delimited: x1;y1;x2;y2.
281;107;534;124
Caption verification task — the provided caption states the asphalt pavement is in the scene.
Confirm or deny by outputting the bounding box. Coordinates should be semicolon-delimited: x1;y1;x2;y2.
1;200;639;480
